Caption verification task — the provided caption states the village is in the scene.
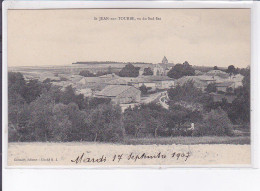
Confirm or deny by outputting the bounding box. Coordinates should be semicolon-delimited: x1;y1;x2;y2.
10;56;245;113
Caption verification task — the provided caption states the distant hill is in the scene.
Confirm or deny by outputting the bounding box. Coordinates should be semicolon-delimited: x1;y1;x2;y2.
72;61;152;65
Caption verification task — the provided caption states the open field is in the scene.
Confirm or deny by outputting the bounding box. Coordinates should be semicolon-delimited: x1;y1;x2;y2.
123;136;250;145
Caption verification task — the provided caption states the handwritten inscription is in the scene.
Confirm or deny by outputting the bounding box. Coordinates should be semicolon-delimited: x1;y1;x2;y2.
71;151;191;164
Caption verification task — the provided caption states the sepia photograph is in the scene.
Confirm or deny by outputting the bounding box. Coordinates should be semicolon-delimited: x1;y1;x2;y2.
6;8;251;166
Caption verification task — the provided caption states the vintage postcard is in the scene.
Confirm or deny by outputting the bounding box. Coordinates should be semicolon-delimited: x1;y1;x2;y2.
5;8;251;167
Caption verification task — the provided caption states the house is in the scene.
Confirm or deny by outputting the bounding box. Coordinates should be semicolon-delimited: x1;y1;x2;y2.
78;77;107;91
176;76;210;91
106;78;128;85
197;75;217;84
78;74;121;91
76;88;93;97
158;79;175;89
128;76;175;89
146;76;175;89
99;73;119;79
230;74;244;88
95;85;141;104
215;81;235;92
129;77;157;89
205;70;229;79
210;93;236;103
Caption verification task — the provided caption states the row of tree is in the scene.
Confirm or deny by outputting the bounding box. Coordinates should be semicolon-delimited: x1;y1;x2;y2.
79;62;249;80
79;66;114;77
8;68;250;142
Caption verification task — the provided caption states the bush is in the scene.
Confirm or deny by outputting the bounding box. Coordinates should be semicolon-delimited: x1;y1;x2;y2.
205;83;217;93
8;124;20;142
143;67;153;76
119;63;139;77
139;84;152;95
167;80;207;105
87;104;124;142
123;103;169;137
195;108;233;136
167;61;195;79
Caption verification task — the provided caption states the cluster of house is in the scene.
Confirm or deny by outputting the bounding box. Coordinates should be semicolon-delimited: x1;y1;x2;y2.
19;56;244;108
71;57;176;106
76;73;175;105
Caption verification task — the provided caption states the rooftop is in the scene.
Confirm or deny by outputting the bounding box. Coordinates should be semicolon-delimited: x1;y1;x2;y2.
215;81;234;87
99;73;119;78
131;76;173;83
96;85;138;97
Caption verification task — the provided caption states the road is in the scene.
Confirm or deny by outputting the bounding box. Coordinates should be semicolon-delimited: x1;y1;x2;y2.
140;92;162;104
141;91;169;109
159;91;169;109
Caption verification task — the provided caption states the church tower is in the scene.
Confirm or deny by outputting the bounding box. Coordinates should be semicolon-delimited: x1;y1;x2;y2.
162;56;168;65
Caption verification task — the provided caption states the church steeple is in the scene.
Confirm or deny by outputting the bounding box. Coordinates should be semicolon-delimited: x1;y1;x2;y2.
162;56;168;64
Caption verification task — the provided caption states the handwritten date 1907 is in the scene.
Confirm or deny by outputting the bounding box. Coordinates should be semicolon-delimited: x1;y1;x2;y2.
71;151;191;164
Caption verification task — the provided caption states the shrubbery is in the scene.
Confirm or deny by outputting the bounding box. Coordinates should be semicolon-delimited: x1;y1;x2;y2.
8;72;122;142
119;63;140;77
167;61;195;79
9;70;250;142
194;108;233;136
139;84;152;95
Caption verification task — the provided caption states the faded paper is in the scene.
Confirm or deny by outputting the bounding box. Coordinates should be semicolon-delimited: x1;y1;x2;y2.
7;9;251;167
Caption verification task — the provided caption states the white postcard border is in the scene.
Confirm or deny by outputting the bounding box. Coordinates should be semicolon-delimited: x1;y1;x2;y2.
2;0;258;169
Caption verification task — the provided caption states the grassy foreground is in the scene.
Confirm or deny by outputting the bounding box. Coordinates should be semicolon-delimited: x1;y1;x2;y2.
122;136;250;145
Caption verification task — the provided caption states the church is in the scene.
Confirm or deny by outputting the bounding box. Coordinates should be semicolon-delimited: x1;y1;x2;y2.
153;56;174;76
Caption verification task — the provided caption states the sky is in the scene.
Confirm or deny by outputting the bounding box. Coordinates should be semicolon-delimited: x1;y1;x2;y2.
8;9;250;68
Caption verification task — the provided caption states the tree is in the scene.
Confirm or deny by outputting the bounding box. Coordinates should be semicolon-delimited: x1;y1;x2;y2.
143;67;153;76
85;97;111;110
59;85;85;109
74;94;85;110
52;104;73;142
226;87;233;95
239;66;250;76
9;72;49;104
65;103;90;141
168;104;189;129
60;85;76;105
123;107;144;137
87;104;124;142
24;79;43;103
196;108;233;136
27;92;56;141
228;68;250;124
226;65;237;75
167;62;195;79
8;72;26;97
167;80;203;103
123;103;168;137
213;66;218;70
119;63;140;77
8;96;31;142
139;84;151;95
205;83;217;93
